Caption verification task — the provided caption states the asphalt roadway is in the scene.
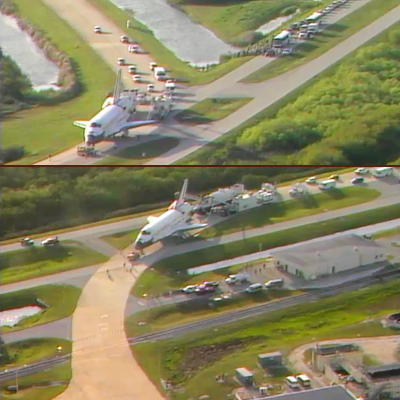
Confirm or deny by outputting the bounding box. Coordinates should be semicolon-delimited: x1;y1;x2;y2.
33;0;396;165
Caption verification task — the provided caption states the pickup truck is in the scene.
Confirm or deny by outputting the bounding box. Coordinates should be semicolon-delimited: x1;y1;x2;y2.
225;274;248;284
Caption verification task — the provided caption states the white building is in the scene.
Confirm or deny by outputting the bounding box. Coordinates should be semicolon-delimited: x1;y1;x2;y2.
273;234;386;280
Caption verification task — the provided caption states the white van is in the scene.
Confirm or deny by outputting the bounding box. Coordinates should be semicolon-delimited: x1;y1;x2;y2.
297;374;311;387
154;67;167;81
372;167;393;177
265;279;284;289
245;283;263;293
285;376;300;389
318;179;336;190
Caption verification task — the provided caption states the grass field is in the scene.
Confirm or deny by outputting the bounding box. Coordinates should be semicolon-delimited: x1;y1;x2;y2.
100;229;141;250
0;363;71;400
133;203;400;296
1;338;71;370
87;0;253;85
1;242;107;284
176;98;252;124
243;0;400;82
132;280;400;399
126;289;303;337
201;186;381;239
3;0;115;164
94;137;180;165
0;285;81;333
372;226;400;239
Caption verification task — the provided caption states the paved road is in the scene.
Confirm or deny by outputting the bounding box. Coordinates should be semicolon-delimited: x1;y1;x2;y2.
53;251;164;400
33;0;381;165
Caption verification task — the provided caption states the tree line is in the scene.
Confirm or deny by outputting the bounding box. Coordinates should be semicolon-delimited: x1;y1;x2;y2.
1;166;341;240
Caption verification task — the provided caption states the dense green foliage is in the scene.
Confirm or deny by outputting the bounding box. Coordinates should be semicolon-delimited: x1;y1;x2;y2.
186;24;400;165
0;50;32;113
1;166;344;239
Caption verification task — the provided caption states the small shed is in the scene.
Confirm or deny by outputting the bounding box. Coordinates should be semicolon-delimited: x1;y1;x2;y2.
258;351;283;368
235;368;254;387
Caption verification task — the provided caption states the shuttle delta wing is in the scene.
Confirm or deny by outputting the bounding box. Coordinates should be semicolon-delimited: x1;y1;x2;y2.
114;120;158;133
172;223;208;233
73;121;89;129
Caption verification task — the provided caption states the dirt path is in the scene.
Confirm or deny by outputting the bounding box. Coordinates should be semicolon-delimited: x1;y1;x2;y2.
288;335;400;388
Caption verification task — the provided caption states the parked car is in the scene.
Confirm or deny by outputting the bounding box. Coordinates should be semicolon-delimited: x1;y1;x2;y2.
147;84;155;93
298;32;308;40
225;274;248;284
282;48;293;55
165;80;176;90
132;74;141;82
117;57;125;66
181;285;198;294
329;174;339;180
149;62;157;70
355;167;369;175
244;283;263;293
128;44;139;53
305;176;317;184
120;35;129;43
265;279;284;289
127;252;140;261
351;177;364;185
128;65;137;74
41;237;59;246
20;238;34;247
204;281;220;287
94;26;102;33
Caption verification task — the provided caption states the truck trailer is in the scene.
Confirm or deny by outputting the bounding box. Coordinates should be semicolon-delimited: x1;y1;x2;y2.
318;179;336;190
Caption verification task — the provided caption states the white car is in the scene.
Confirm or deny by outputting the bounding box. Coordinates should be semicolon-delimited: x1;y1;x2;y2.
355;167;369;175
41;237;59;246
147;84;155;93
128;44;139;53
225;274;248;285
181;285;198;294
120;35;129;43
149;62;157;71
282;48;293;55
165;80;176;90
117;57;125;66
298;32;308;40
94;26;102;34
132;75;141;82
305;176;317;184
128;65;137;74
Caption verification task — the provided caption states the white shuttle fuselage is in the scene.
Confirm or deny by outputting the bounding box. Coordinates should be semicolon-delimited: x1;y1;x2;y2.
73;69;157;145
134;180;208;249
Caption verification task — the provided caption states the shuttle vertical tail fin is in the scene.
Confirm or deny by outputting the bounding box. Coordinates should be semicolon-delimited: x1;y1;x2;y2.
113;69;123;104
177;179;188;206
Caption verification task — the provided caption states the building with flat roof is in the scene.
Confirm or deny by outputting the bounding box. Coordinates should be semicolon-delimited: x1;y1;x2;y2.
273;234;386;280
258;385;356;400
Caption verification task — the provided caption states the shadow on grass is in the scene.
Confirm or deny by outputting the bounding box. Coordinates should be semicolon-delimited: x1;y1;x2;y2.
176;110;214;124
296;42;318;53
295;193;319;209
326;23;348;33
324;188;346;200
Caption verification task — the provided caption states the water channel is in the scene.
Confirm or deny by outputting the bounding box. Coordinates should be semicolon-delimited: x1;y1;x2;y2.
0;306;43;327
0;13;60;90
